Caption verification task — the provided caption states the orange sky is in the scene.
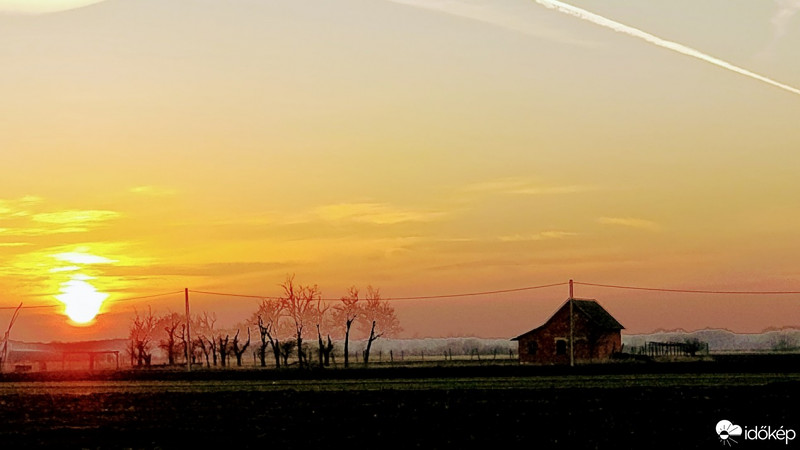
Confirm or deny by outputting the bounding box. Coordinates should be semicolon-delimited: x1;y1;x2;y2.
1;0;799;342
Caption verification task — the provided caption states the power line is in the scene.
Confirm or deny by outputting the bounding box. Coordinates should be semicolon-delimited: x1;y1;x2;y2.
189;290;274;300
189;282;570;302
0;290;184;311
384;282;570;300
0;304;58;310
3;280;799;311
108;291;185;304
574;281;800;295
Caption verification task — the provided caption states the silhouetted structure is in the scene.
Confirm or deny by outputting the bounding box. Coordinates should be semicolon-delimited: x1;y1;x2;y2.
644;341;708;357
512;299;623;364
62;350;120;371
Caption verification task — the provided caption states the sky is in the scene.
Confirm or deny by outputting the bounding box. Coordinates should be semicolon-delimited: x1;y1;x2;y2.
0;0;799;342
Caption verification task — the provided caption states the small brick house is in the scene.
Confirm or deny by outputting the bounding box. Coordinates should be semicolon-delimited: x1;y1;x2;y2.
512;299;623;364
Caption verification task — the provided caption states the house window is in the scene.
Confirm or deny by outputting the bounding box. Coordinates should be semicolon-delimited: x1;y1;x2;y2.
556;340;567;355
526;341;538;356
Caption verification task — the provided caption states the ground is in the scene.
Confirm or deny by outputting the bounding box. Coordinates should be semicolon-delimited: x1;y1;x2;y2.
0;358;798;449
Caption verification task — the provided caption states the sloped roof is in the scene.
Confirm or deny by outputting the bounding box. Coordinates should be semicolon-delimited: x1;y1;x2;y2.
511;298;623;340
572;299;624;330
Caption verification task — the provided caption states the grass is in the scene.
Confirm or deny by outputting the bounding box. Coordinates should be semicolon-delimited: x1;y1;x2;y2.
1;355;798;448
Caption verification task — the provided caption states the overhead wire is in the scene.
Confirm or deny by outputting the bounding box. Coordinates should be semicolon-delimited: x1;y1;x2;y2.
0;290;184;311
2;280;799;311
188;282;570;302
573;281;800;295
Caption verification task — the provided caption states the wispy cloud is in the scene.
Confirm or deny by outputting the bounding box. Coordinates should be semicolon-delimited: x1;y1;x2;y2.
0;197;121;238
597;217;660;231
53;251;117;265
463;177;598;196
130;185;177;197
498;231;578;242
384;0;599;47
0;196;43;218
762;0;800;58
510;186;597;195
104;261;291;278
0;226;91;236
33;210;120;224
772;0;800;40
315;203;446;225
2;242;148;297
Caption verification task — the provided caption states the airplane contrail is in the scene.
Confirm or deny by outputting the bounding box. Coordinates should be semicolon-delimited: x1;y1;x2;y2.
534;0;800;97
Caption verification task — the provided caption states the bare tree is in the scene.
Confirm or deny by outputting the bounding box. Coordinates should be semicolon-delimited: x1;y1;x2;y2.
281;275;319;369
770;331;799;352
684;337;706;357
252;298;285;368
195;312;218;367
333;286;360;368
217;332;230;367
0;303;22;372
158;312;182;365
316;324;334;367
129;307;157;367
279;340;297;366
231;327;251;367
312;298;334;368
196;336;211;367
178;322;200;366
178;324;188;365
359;286;400;366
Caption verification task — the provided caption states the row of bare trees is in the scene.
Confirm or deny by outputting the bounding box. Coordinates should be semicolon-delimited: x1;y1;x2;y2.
128;275;400;369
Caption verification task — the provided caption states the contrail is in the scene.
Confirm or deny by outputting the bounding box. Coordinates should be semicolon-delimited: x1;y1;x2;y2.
534;0;800;97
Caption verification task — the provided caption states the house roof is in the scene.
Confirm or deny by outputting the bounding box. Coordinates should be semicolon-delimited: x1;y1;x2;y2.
571;299;624;330
511;298;624;340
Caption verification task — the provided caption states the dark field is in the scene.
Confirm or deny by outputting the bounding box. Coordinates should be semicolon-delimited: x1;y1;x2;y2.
1;359;799;449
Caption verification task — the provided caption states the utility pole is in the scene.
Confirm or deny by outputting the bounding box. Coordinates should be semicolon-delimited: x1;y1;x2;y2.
185;288;191;372
569;279;574;367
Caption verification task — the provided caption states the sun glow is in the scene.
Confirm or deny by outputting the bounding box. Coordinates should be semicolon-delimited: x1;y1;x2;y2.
55;276;109;324
0;0;107;15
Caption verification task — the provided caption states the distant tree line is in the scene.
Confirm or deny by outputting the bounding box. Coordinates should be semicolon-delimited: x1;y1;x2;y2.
128;275;401;369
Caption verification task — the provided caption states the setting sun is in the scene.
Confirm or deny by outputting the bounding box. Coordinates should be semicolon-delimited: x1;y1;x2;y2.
55;276;109;324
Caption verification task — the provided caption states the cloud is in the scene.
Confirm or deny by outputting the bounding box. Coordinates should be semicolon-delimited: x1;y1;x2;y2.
53;251;117;265
0;199;120;237
0;226;90;236
315;203;446;225
104;261;291;278
462;178;598;196
0;196;43;218
32;210;120;224
597;217;660;231
129;185;177;197
384;0;599;47
462;178;530;193
759;0;800;59
498;231;578;242
49;266;81;273
510;186;597;195
772;0;800;40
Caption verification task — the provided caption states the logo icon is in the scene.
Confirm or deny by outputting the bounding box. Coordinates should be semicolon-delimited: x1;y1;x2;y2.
716;420;743;446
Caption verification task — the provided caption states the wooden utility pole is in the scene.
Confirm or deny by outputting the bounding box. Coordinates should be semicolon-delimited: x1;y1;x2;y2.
569;279;574;367
185;288;191;372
